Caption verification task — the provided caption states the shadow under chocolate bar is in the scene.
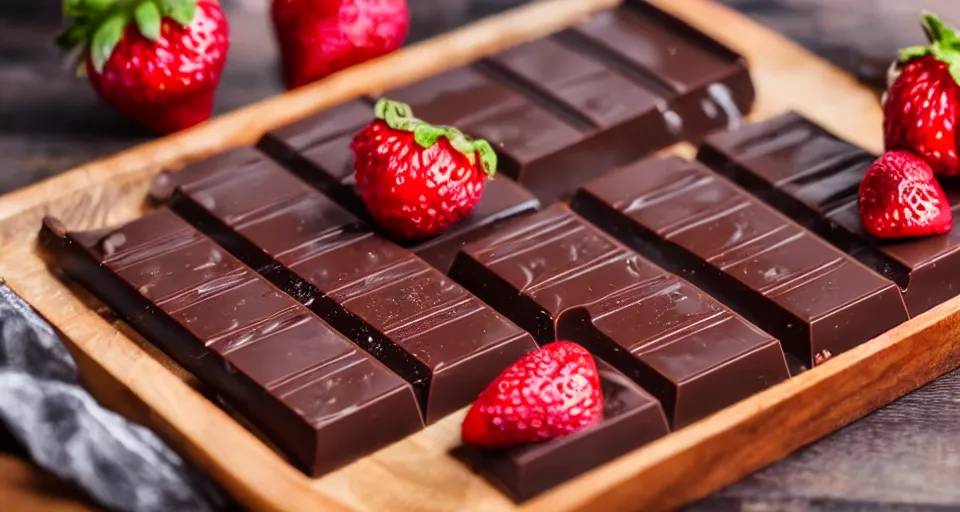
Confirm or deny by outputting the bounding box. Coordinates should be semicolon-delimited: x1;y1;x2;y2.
461;359;669;502
38;210;425;477
258;0;755;206
449;205;790;428
572;155;909;368
697;112;960;317
152;154;538;424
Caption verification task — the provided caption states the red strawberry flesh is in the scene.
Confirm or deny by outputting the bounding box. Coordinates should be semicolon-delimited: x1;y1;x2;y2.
461;341;603;449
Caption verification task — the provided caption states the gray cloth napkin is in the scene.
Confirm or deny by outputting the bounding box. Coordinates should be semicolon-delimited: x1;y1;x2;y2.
0;282;231;512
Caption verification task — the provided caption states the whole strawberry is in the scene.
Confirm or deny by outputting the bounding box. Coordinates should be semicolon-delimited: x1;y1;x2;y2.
57;0;229;134
272;0;409;90
883;13;960;177
461;342;603;449
859;151;952;239
351;98;497;240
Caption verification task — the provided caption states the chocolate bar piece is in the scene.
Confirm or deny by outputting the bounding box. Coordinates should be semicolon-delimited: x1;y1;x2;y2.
39;209;424;476
256;101;370;213
156;156;538;423
465;359;669;501
255;111;540;274
698;112;960;316
572;156;909;367
450;205;789;427
567;0;754;131
260;0;754;205
412;178;538;274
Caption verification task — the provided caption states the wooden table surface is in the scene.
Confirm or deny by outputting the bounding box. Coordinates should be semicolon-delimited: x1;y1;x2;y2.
2;1;960;510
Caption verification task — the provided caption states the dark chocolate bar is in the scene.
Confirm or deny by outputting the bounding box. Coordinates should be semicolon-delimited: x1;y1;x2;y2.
254;114;541;274
567;0;755;131
155;156;538;423
572;155;910;367
450;205;790;427
698;112;960;316
39;209;424;476
465;359;669;501
259;0;754;204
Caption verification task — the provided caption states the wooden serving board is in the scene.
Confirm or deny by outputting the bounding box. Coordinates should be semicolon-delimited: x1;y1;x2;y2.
0;0;954;511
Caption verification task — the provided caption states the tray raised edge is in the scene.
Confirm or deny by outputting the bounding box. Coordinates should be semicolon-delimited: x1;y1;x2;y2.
0;1;952;511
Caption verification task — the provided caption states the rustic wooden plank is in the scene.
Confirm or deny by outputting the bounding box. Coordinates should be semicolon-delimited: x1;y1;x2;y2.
711;367;960;507
0;0;956;511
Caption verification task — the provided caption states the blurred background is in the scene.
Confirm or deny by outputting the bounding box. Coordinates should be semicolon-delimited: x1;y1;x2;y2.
1;0;959;195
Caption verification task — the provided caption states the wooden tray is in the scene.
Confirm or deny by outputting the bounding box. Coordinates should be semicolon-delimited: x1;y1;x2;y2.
2;0;957;510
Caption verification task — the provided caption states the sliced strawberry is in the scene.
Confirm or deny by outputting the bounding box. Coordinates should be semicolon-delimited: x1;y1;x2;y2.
859;151;953;239
461;341;603;449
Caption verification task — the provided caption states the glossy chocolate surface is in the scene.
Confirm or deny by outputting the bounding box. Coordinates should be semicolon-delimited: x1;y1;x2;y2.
39;209;424;476
450;205;790;427
260;0;754;205
573;155;909;366
465;359;669;501
698;112;960;316
157;158;538;422
569;0;754;130
256;112;540;274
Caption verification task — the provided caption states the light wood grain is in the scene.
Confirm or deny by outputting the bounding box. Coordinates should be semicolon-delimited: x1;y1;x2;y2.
0;0;953;511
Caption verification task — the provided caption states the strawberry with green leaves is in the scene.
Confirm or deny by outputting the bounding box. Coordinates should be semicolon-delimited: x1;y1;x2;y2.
57;0;230;134
351;98;498;240
884;12;960;177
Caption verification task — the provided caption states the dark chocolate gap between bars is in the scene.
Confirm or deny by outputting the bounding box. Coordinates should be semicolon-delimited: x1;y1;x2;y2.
698;111;960;316
572;155;909;367
153;155;538;423
258;0;755;205
39;209;424;477
153;145;540;275
463;359;669;502
449;205;790;428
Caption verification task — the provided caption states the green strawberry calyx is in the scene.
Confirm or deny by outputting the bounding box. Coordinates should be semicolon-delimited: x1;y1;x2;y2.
374;98;498;178
55;0;198;74
900;12;960;84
